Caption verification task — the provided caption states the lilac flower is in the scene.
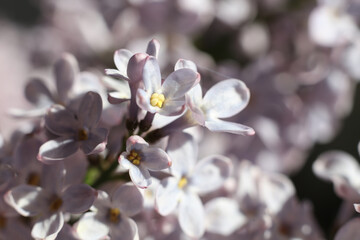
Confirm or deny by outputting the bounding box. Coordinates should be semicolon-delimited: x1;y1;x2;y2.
38;91;108;161
334;218;360;240
136;56;200;116
119;135;171;189
155;132;231;238
4;163;96;240
75;184;143;240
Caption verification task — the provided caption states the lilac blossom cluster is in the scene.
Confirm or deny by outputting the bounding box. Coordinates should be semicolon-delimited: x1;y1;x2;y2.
3;0;360;239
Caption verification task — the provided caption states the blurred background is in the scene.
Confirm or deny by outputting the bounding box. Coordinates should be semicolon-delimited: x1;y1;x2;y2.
1;0;360;238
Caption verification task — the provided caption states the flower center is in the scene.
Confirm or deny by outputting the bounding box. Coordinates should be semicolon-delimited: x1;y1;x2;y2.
178;177;188;189
128;150;141;165
0;215;6;229
27;173;41;186
108;208;121;223
49;197;63;212
78;128;89;141
150;93;165;108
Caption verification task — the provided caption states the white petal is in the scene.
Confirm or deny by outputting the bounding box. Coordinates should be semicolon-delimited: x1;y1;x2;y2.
156;177;182;216
178;192;205;238
104;69;129;81
162;68;199;99
75;212;109;240
110;217;138;240
142;56;161;92
203;79;250;118
31;212;64;240
142;147;171;170
114;49;133;76
146;39;160;58
112;183;144;217
158;98;186;116
167;132;197;178
128;164;152;189
38;137;80;161
174;59;198;72
205;197;246;236
136;88;157;113
126;135;149;152
205;119;255;135
191;155;232;194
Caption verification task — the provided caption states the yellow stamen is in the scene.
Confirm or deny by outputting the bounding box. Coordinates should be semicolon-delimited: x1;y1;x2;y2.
178;177;188;189
150;93;165;108
27;173;41;186
78;128;88;141
49;197;63;212
128;150;141;165
109;208;121;223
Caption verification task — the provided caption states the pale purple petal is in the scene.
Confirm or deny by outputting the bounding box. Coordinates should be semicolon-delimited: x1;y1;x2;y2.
205;119;255;135
25;78;54;106
142;147;171;170
166;132;197;178
158;98;186;116
142;56;161;92
205;197;246;236
93;190;112;212
112;183;144;217
104;69;129;81
174;59;198;72
13;136;42;169
63;150;88;187
313;151;360;201
108;92;130;104
41;163;65;195
81;127;108;155
335;218;360;240
45;105;78;136
146;39;160;58
114;49;133;76
191;155;232;194
156;177;182;216
203;79;250;118
110;217;138;240
178;192;205;238
75;212;109;240
126;135;149;152
119;156;133;170
38;137;80;161
54;53;78;102
127;53;148;83
128;164;152;189
77;91;103;128
31;212;64;240
162;68;199;99
62;184;96;214
354;204;360;213
56;223;80;240
136;88;157;113
4;185;47;217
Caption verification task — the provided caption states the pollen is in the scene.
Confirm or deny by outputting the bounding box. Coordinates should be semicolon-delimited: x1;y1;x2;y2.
128;150;141;165
178;177;188;189
108;208;121;223
78;128;89;141
150;93;165;108
49;197;63;212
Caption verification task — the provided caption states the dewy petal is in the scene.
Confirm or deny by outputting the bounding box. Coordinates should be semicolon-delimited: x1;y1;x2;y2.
205;118;255;135
142;147;171;171
203;79;250;119
81;128;108;155
114;49;133;76
136;88;157;113
54;53;78;102
62;184;96;214
191;155;232;194
178;192;205;238
155;177;182;216
313;151;360;200
127;53;148;83
142;56;161;92
5;185;47;217
162;68;199;100
77;91;103;128
205;197;246;236
128;164;152;189
31;212;64;240
146;39;160;58
110;217;138;240
25;78;54;106
334;218;360;240
112;183;144;217
45;105;78;136
166;132;197;178
38;137;80;161
75;212;109;240
174;59;198;72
